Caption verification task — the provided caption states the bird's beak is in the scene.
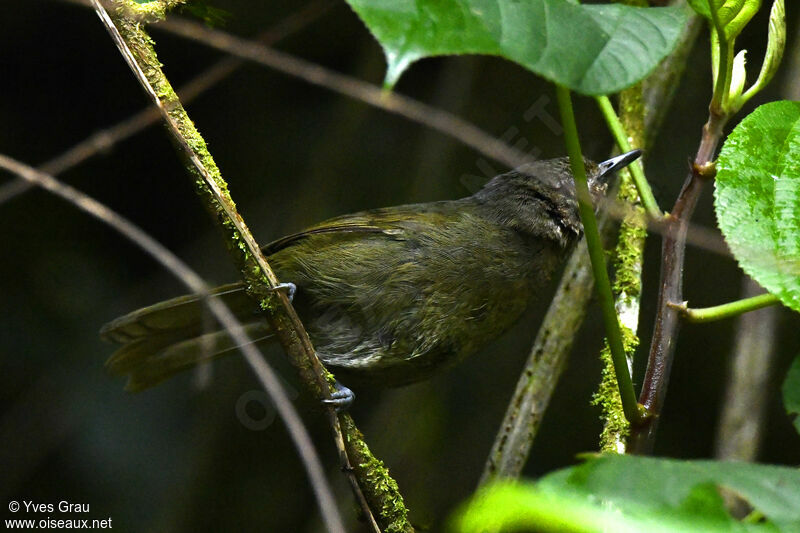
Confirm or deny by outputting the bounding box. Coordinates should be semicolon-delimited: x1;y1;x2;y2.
597;149;642;179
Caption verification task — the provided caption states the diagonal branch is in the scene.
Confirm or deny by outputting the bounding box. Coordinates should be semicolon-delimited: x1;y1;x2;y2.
0;152;345;533
149;16;536;171
59;0;534;171
90;1;408;530
629;106;728;454
0;0;333;205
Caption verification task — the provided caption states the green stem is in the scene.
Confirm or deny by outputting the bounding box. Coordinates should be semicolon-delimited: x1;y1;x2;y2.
678;293;780;323
554;85;643;425
595;96;663;221
710;28;734;113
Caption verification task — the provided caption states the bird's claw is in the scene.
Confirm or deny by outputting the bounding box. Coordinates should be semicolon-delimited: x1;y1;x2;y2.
273;282;297;302
322;382;355;412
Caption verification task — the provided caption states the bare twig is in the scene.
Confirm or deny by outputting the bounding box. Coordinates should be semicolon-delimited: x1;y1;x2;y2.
480;238;600;483
57;0;532;174
630;107;728;453
150;17;536;171
90;1;399;530
0;153;345;533
0;0;332;206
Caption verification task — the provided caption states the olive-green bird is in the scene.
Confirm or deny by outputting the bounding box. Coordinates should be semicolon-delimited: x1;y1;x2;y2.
101;150;641;394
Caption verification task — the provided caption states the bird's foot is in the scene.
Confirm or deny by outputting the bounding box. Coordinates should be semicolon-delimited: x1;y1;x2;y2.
273;282;297;302
323;382;355;412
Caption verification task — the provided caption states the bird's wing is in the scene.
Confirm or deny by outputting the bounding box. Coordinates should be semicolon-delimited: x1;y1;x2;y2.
262;222;390;256
261;204;451;255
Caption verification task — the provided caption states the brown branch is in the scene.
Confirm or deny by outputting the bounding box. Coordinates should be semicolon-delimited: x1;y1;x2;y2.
0;0;333;205
629;107;728;453
480;237;603;483
90;1;409;531
151;16;536;171
0;152;344;532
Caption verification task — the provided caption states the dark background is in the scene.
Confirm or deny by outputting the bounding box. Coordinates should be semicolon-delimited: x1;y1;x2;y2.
1;1;799;531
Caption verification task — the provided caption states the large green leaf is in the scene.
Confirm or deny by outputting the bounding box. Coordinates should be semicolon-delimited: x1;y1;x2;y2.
453;455;800;532
783;354;800;435
345;0;688;95
715;101;800;312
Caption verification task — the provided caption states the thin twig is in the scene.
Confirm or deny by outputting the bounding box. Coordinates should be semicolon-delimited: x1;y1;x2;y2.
90;1;394;530
0;152;345;533
0;0;333;206
677;293;781;322
151;16;536;171
595;95;661;220
57;0;531;173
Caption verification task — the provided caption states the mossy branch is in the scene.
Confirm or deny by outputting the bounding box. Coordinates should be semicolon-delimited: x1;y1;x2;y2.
592;82;649;453
93;1;412;531
481;0;701;481
555;85;643;426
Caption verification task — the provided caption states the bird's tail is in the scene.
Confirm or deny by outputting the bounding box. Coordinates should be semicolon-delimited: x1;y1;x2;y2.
100;283;274;392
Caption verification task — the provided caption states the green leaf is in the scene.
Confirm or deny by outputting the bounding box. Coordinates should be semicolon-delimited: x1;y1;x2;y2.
453;455;799;532
543;456;796;529
687;0;713;17
687;0;762;41
715;101;800;312
345;0;688;95
783;354;800;435
738;0;786;108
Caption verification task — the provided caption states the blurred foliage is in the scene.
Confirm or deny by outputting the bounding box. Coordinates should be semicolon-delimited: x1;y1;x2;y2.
1;1;799;531
455;454;800;532
783;354;800;435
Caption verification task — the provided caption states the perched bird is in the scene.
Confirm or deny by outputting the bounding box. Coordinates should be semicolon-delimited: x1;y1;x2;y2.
101;150;641;393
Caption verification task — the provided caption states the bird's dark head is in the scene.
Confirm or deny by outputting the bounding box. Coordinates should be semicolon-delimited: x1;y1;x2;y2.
473;150;641;247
